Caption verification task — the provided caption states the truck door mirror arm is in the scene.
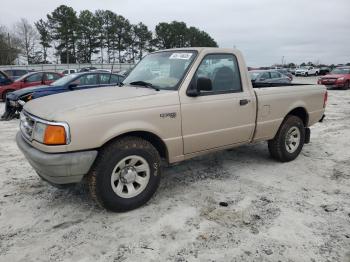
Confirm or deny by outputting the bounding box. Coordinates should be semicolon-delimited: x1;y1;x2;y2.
186;82;199;97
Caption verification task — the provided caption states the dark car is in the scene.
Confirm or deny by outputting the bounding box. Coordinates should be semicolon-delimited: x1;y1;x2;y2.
0;71;63;100
0;70;13;86
319;67;331;76
249;70;291;87
1;72;124;120
3;69;35;81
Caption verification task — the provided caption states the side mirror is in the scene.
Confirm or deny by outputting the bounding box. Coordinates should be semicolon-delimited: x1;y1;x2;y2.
197;77;212;92
68;83;78;89
186;77;213;97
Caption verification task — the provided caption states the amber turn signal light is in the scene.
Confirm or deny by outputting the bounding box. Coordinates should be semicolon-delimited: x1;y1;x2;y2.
44;125;66;145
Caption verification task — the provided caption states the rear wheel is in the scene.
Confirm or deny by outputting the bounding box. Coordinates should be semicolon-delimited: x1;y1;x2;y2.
305;72;308;77
88;136;161;212
268;115;305;162
315;71;318;76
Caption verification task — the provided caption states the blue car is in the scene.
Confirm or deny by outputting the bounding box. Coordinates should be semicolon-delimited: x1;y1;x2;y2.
1;71;124;120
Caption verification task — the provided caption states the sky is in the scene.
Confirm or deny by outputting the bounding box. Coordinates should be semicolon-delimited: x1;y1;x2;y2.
1;0;349;66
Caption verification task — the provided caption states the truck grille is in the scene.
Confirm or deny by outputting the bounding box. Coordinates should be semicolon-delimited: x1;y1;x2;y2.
20;111;35;141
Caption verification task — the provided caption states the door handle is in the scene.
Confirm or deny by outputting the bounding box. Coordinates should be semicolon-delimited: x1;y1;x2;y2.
240;99;250;106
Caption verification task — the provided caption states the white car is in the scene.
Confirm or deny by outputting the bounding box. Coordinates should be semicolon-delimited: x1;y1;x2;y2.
61;69;78;75
295;66;320;76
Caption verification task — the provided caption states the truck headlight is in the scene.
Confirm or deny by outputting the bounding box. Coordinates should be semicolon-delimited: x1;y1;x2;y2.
33;122;46;142
33;122;67;145
20;111;70;145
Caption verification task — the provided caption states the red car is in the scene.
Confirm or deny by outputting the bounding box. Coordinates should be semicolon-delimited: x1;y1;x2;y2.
0;71;63;100
318;66;350;90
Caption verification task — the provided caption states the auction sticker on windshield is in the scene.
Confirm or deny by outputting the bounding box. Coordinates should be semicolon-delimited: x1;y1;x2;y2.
169;53;193;60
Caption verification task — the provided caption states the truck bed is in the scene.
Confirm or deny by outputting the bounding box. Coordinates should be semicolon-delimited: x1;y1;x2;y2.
252;84;326;142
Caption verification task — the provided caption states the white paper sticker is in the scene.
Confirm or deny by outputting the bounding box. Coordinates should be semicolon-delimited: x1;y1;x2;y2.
169;53;193;60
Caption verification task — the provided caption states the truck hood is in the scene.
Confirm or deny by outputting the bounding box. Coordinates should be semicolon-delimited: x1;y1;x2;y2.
24;85;174;120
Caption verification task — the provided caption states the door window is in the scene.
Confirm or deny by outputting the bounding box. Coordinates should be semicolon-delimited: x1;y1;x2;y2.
194;54;242;93
270;72;281;79
15;70;28;77
26;73;43;82
100;74;120;84
45;73;61;81
260;72;271;79
72;74;98;86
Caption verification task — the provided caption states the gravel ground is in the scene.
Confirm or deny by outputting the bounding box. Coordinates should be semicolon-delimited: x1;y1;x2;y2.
0;77;349;262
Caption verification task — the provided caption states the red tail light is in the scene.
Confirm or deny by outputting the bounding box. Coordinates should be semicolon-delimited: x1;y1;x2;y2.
323;91;328;108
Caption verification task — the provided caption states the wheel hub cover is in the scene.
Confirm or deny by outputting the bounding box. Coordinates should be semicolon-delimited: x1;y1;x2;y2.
120;167;137;184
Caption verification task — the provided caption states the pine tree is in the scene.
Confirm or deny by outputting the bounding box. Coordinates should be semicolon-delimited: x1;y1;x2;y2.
35;19;51;63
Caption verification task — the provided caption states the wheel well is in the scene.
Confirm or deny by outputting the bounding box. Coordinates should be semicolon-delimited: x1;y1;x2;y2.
2;89;15;100
286;107;309;126
103;131;168;161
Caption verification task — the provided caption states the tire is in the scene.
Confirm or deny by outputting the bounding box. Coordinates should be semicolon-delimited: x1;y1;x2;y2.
305;73;308;77
315;71;318;76
268;115;305;162
88;136;161;212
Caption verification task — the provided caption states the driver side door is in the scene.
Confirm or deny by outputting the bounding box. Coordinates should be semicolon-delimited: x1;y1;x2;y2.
180;53;256;154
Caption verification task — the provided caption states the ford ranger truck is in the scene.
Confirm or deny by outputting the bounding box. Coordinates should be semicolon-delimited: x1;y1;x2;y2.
16;48;327;212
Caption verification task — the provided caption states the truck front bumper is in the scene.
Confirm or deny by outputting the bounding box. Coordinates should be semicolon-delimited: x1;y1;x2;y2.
16;132;98;184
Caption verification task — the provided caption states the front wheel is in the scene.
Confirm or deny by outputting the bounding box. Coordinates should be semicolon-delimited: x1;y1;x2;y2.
268;115;305;162
88;136;161;212
342;81;350;90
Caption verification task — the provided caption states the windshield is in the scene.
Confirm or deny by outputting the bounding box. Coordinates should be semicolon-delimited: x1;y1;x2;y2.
50;74;79;86
249;72;261;80
123;51;197;90
331;68;350;74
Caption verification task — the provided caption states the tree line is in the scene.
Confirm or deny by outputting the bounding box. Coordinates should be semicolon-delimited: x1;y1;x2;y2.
0;5;218;65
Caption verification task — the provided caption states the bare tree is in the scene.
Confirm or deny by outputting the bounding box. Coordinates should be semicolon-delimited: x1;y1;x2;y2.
0;26;21;65
14;18;39;64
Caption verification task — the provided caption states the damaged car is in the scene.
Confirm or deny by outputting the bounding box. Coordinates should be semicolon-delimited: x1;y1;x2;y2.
1;71;124;120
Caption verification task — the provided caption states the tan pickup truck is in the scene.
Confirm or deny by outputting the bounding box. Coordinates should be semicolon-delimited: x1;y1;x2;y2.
17;48;327;211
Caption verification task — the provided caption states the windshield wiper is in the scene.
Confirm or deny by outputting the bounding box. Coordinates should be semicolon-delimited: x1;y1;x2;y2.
129;81;160;91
